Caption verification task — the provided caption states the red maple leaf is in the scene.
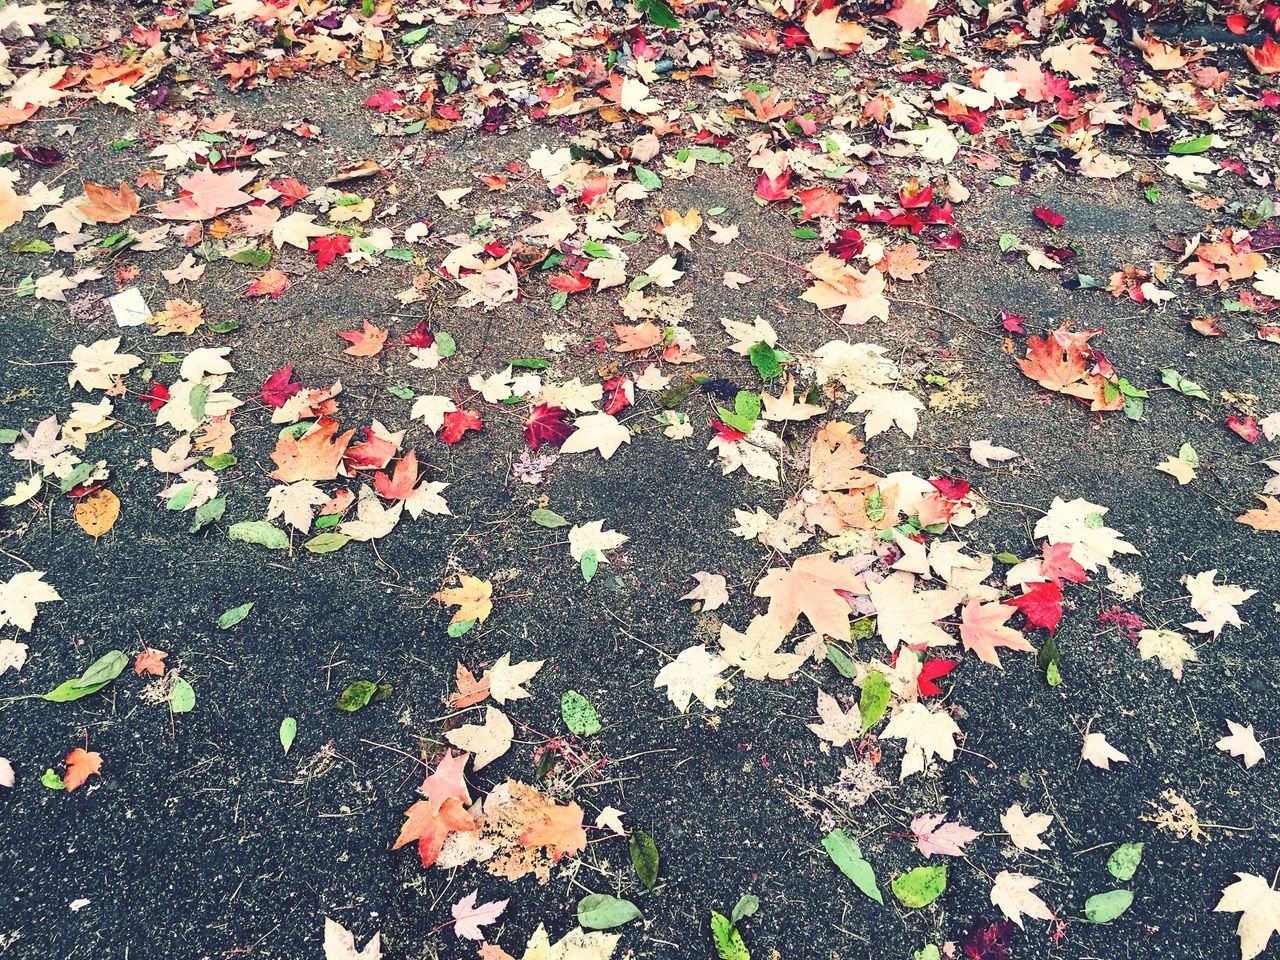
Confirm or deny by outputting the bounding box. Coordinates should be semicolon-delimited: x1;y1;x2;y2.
1227;415;1260;442
962;920;1015;960
827;227;864;260
795;186;843;221
917;658;958;697
1039;542;1087;586
899;178;933;209
710;419;746;442
345;427;397;471
755;169;793;203
403;321;434;347
930;477;970;500
523;404;572;450
271;176;309;206
1004;580;1063;634
139;381;169;411
602;376;634;416
310;233;351;271
441;409;483;445
363;88;405;112
373;449;420;501
1000;309;1026;334
261;363;301;407
1033;206;1065;229
547;273;592;294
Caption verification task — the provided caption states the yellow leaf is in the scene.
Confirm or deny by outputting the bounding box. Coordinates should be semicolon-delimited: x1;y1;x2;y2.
74;489;121;538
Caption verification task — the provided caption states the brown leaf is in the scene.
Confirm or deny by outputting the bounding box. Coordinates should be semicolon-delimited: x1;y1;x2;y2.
74;489;120;538
79;181;140;224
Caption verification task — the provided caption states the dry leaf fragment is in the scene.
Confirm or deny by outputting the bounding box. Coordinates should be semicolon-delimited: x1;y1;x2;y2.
882;702;961;780
655;645;727;713
1215;873;1280;960
681;572;729;611
991;871;1055;929
1000;804;1053;851
719;615;805;681
1081;731;1128;770
73;489;120;538
445;707;514;770
1136;628;1196;680
1216;721;1266;769
324;918;382;960
488;654;544;704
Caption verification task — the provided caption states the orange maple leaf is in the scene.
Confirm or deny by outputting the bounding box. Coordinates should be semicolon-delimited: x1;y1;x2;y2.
808;422;876;491
134;648;169;676
432;574;493;624
373;449;419;501
1237;495;1280;532
958;599;1036;668
268;417;355;482
338;320;389;358
64;747;102;793
795;186;843;221
247;268;291;298
449;663;490;708
754;552;866;640
517;798;588;863
803;3;868;54
79;181;140;224
395;797;475;868
613;321;664;353
1246;35;1280;75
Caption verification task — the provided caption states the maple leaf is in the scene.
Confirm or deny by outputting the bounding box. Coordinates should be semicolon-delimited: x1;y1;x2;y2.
323;918;381;960
373;450;420;501
869;572;963;652
762;379;826;422
269;417;354;482
79;180;140;224
803;3;868;53
339;487;404;542
451;891;508;941
64;747;102;793
158;168;255;221
1081;731;1128;769
807;688;860;746
1183;569;1255;637
0;571;61;632
449;663;490;709
755;552;864;641
990;871;1054;929
882;702;961;780
1136;628;1197;680
1215;873;1280;960
959;600;1035;667
247;269;291;298
311;232;353;270
681;572;729;611
1238;495;1280;532
1033;497;1138;572
68;337;142;392
961;920;1015;960
560;413;631;460
877;243;931;280
1247;36;1280;75
445;706;513;770
656;207;701;249
0;638;28;676
911;813;980;858
848;388;923;439
883;0;931;33
655;645;727;713
796;186;843;221
487;654;544;704
524;404;572;450
272;211;331;249
917;658;957;697
440;409;483;445
801;255;889;326
433;574;493;624
266;480;328;532
719;615;804;681
1000;804;1052;851
134;648;169;677
338;321;389;358
1216;721;1266;769
613;321;664;352
807;422;875;491
148;298;204;336
261;364;302;407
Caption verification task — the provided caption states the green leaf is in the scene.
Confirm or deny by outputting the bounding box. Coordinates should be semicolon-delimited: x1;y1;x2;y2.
336;680;382;712
849;617;876;643
314;514;340;530
447;619;476;638
217;602;253;629
629;829;660;889
1160;368;1208;399
401;25;430;43
1084;889;1134;923
435;332;457;357
304;532;351;554
791;227;818;240
0;429;18;444
826;644;859;679
748;341;782;381
580;548;599;583
995;551;1020;564
74;651;128;689
531;508;568;528
999;232;1020;251
1038;634;1062;686
992;175;1017;187
577;894;642;930
892;866;947;908
1177;442;1200;467
858;672;891;733
228;247;271;265
822;829;882;903
42;769;66;790
509;357;550;369
730;894;759;926
44;678;112;702
228;521;289;550
202;453;237;470
386;384;413;400
561;689;602;736
169;676;196;713
1169;134;1212;155
1107;843;1144;882
717;391;762;433
280;717;297;755
185;495;223;534
636;0;679;27
711;912;749;960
